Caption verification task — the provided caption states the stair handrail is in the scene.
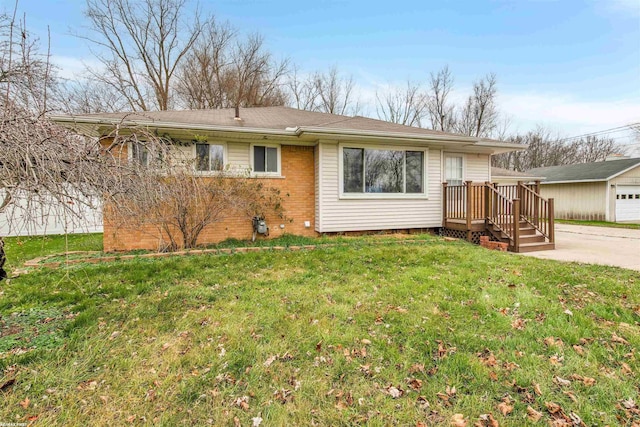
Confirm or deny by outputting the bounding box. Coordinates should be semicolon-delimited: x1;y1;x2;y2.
485;183;516;246
517;181;555;243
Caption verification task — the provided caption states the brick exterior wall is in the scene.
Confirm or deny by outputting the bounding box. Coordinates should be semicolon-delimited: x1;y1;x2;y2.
103;144;317;251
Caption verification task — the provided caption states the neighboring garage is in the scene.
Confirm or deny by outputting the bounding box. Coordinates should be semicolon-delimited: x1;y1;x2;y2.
528;157;640;223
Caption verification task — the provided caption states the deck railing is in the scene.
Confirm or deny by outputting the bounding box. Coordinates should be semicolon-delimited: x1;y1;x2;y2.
485;183;518;246
442;180;554;249
517;182;555;242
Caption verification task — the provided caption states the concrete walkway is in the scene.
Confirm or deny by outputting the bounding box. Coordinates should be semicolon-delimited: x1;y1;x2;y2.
520;223;640;271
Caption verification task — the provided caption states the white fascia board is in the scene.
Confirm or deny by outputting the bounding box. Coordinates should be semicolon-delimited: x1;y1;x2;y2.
49;115;299;138
540;179;606;185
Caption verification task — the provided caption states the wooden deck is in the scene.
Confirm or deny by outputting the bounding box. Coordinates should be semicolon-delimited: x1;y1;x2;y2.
442;181;555;252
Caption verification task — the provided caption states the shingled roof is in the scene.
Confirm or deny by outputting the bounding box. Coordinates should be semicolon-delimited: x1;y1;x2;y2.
56;106;454;135
528;158;640;183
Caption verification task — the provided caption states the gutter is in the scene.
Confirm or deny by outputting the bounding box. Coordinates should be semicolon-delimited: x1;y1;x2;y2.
49;115;526;151
49;115;300;138
287;126;527;150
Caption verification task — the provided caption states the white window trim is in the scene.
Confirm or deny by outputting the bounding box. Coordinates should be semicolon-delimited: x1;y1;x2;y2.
250;143;282;177
338;143;429;200
443;152;466;185
192;141;228;175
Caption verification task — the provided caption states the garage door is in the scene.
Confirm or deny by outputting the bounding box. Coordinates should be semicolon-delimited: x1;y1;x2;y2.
616;185;640;222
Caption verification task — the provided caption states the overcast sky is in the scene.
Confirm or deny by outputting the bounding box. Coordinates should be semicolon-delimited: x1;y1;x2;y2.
9;0;640;146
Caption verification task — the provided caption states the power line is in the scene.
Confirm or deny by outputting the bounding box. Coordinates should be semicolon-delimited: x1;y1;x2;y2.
555;123;639;143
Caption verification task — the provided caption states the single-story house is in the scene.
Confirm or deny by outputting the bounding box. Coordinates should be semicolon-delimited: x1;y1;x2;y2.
51;106;553;252
528;157;640;222
491;167;543;185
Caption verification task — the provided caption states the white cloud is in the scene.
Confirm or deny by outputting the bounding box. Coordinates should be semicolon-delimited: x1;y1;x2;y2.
50;55;102;80
498;91;640;136
606;0;640;16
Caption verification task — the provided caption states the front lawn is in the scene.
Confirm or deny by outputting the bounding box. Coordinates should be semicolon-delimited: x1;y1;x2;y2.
0;235;638;426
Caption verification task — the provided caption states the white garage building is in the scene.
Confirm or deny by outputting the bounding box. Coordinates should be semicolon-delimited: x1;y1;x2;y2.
528;157;640;223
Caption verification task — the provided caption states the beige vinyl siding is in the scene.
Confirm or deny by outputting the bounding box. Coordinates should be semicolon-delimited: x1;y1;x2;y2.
315;144;321;231
227;142;251;170
465;153;491;182
318;142;445;232
539;182;607;220
610;165;640;186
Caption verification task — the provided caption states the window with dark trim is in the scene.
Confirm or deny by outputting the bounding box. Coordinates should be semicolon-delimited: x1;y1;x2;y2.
253;145;278;173
343;148;424;194
196;143;224;172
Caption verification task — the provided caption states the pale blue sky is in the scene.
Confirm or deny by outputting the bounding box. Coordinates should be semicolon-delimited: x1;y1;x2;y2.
7;0;640;144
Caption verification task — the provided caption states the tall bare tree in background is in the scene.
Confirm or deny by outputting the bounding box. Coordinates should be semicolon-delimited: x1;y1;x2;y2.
375;80;427;126
492;127;620;171
456;73;499;137
426;65;457;132
175;22;289;109
286;66;361;115
77;0;205;111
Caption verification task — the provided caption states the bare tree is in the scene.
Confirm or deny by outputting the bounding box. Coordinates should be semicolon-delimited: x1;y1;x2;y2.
79;0;205;111
456;73;499;137
426;65;456;132
175;23;289;109
492;127;620;171
375;80;427;127
60;78;130;114
286;66;361;116
286;65;318;111
312;67;360;115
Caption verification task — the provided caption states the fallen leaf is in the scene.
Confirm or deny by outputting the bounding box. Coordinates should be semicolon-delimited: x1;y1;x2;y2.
408;378;423;391
612;333;629;345
234;395;250;411
451;413;467;427
526;406;543;422
19;397;30;409
100;395;109;404
553;376;571;387
161;342;171;351
533;382;542;396
109;331;121;340
252;416;263;427
497;401;513;416
572;345;584;355
563;309;573;316
475;413;499;427
126;415;136;423
387;386;403;399
361;338;372;345
511;318;525;330
409;363;425;374
263;355;277;367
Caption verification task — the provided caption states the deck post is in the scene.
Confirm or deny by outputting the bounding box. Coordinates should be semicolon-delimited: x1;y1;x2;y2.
513;198;521;251
548;198;555;244
442;182;448;227
465;181;473;240
484;181;490;226
534;180;541;194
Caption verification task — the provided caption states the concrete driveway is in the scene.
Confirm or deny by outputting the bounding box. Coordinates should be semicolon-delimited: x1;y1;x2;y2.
520;223;640;271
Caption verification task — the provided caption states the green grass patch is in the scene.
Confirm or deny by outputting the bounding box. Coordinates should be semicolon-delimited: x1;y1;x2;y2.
0;235;638;426
556;219;640;229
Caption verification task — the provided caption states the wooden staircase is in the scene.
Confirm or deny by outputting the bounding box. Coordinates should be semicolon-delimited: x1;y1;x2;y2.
486;219;555;253
443;181;555;253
